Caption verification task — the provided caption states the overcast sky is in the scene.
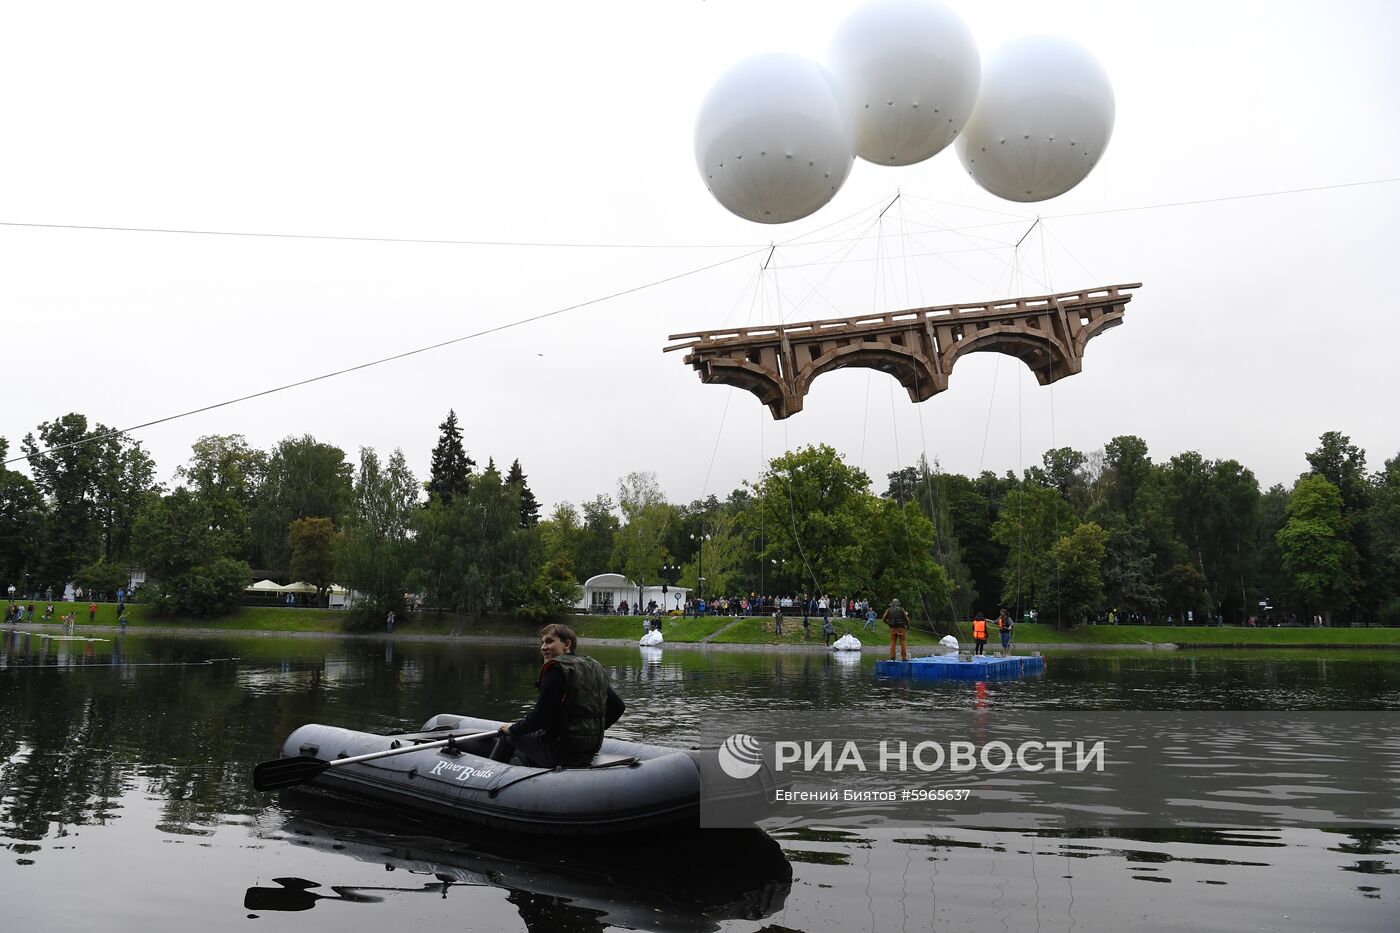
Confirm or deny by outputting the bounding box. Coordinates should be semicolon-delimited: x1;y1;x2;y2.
4;1;1398;511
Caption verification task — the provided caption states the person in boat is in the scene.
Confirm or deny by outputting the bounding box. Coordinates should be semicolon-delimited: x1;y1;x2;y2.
491;623;625;769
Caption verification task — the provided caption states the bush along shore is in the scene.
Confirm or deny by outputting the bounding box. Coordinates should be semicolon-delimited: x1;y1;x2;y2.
9;603;1400;649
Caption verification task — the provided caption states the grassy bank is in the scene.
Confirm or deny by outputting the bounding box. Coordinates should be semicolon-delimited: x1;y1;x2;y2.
10;603;1399;647
992;622;1400;646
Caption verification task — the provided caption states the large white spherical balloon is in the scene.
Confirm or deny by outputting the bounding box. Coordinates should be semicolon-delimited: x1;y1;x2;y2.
955;35;1115;202
827;0;980;166
695;54;855;224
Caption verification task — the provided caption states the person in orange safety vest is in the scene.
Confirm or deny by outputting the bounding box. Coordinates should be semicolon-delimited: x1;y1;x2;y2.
971;613;989;656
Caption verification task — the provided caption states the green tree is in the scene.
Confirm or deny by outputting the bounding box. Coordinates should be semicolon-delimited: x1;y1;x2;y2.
132;488;231;578
250;435;352;571
1199;459;1261;623
748;445;871;598
1161;563;1208;623
577;495;620;579
1045;522;1110;626
146;557;250;617
506;458;540;528
680;507;745;598
335;448;419;623
0;437;44;592
412;462;539;616
886;457;975;620
131;484;250;617
425;409;474;506
612;472;673;606
1102;435;1153;518
1253;483;1292;617
540;502;585;572
515;556;583;619
175;434;264;562
1277;474;1352;622
73;560;129;600
1305;431;1375;611
1036;446;1090;513
949;472;1004;617
288;517;337;604
858;497;952;632
1099;520;1163;617
1369;454;1400;622
991;484;1077;616
22;414;157;587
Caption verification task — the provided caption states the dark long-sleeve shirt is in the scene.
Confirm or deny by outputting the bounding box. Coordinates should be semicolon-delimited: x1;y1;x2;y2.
509;663;625;738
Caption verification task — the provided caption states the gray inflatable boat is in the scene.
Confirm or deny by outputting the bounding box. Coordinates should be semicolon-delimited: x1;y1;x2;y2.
273;714;773;836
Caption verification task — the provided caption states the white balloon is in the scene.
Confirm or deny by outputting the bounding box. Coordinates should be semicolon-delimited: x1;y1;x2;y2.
955;35;1115;202
695;53;855;224
827;0;980;166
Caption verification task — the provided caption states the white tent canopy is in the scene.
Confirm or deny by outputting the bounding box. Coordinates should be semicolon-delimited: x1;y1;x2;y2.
244;580;349;594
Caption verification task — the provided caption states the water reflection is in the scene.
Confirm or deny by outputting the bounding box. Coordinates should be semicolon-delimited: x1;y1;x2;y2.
252;791;792;932
1;634;1397;931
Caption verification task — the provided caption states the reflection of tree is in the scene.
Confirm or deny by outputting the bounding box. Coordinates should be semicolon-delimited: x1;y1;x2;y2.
0;635;555;848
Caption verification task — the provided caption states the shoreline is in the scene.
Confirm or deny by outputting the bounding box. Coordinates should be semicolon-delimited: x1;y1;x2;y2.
10;621;1400;653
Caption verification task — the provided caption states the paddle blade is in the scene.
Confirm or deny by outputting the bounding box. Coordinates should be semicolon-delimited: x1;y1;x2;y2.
253;755;331;791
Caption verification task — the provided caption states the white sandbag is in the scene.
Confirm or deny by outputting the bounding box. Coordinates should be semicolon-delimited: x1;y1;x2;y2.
831;633;862;652
939;635;959;653
639;629;664;647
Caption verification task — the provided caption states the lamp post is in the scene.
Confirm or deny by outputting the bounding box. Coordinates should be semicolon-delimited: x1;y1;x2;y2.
660;563;680;615
690;531;710;602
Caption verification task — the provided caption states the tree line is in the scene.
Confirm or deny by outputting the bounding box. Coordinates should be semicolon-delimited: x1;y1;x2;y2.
2;411;1396;628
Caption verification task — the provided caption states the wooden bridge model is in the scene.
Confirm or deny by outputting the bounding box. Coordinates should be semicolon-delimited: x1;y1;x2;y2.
665;283;1141;419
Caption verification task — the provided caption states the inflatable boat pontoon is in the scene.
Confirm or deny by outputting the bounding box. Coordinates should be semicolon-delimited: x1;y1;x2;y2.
263;714;776;836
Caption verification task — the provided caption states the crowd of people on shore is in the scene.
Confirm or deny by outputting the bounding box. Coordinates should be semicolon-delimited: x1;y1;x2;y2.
682;593;877;620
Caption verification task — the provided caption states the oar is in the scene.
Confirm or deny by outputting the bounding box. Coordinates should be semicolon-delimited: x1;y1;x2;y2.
253;729;499;791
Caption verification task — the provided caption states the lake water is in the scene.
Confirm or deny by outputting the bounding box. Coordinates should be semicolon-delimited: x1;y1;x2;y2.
0;628;1396;932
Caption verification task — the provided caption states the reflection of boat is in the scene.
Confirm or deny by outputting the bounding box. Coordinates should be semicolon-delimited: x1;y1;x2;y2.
251;792;792;933
274;714;779;836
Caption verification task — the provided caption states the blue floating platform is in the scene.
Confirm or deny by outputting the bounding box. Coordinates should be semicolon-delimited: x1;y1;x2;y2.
875;653;1045;681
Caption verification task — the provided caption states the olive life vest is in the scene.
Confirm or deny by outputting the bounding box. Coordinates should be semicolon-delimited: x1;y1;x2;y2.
542;653;610;764
973;618;988;639
885;606;909;629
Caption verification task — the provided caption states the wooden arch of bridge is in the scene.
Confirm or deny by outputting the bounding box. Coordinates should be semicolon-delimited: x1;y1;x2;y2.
665;283;1141;419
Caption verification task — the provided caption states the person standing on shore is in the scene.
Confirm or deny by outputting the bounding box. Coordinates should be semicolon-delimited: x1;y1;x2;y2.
822;615;835;646
882;598;910;660
88;602;97;624
386;610;395;633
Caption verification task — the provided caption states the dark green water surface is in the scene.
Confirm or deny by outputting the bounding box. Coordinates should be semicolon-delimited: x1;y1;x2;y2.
0;629;1396;932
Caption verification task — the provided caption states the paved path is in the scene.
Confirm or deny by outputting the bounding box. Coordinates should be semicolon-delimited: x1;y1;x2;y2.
700;618;748;644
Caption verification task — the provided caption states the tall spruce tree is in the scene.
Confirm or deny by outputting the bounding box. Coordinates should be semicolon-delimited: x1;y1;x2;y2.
506;458;541;528
426;409;475;506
